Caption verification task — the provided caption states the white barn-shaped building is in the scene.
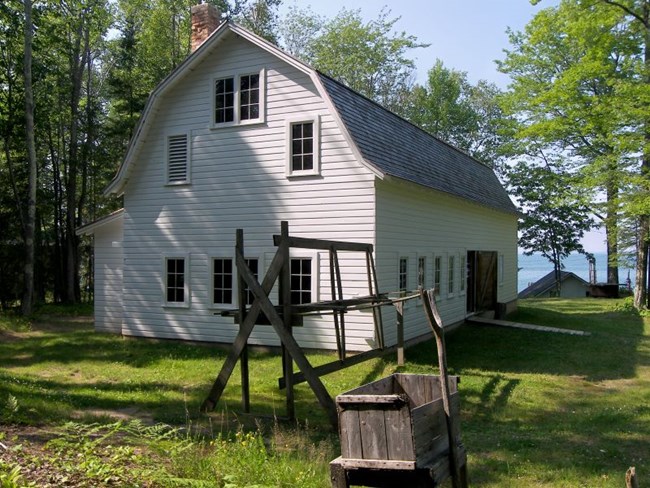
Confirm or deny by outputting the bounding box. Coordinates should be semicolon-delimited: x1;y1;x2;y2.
78;7;518;351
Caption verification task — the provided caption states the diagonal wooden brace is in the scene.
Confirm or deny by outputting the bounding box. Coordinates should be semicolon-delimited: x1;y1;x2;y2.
200;242;287;412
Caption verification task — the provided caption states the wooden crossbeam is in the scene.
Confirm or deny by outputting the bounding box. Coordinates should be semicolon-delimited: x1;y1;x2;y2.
273;234;373;253
200;237;287;412
236;249;338;427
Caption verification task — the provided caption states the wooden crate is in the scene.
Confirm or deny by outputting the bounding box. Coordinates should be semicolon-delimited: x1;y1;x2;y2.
336;373;460;468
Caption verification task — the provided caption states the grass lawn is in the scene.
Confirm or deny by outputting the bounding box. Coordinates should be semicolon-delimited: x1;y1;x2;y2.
0;298;648;486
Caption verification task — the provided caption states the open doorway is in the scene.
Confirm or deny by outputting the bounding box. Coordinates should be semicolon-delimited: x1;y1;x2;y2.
466;251;498;315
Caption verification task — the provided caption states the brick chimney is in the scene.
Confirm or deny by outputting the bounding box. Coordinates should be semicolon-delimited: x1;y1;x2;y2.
191;3;221;52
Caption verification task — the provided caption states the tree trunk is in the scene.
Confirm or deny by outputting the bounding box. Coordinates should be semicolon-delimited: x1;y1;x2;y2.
634;2;649;309
22;0;37;316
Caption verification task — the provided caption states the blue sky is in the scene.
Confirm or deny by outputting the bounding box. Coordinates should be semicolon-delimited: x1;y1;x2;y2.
280;0;557;87
280;0;607;253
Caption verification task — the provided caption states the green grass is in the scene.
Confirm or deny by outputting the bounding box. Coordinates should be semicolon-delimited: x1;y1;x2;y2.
0;298;648;486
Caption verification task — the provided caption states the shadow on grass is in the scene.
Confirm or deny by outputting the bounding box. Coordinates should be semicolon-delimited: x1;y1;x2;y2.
407;301;646;382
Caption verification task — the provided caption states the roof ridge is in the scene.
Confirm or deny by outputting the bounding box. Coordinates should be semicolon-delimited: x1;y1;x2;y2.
315;70;493;170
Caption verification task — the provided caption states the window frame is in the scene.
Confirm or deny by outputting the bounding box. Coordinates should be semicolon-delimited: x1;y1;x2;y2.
433;254;442;296
417;255;427;289
165;133;191;186
398;256;409;294
459;252;467;295
163;254;190;308
211;69;266;128
498;254;505;286
448;254;456;298
288;252;319;305
210;256;235;308
286;115;321;177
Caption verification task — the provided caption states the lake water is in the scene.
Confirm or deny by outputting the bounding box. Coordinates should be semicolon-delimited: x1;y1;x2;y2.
517;252;635;292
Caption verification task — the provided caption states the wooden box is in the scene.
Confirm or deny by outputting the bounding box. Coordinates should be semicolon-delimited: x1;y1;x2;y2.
336;373;460;468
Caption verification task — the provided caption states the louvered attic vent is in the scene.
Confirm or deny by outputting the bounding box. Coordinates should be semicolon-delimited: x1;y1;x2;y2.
167;134;188;183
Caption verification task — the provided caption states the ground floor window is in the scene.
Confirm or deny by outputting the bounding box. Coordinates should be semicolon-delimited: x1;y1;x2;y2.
243;258;259;305
290;258;312;304
165;257;188;306
399;257;408;293
433;255;442;295
448;255;456;296
212;258;234;305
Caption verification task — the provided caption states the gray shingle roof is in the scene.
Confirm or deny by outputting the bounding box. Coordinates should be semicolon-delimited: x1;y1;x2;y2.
518;270;588;299
318;73;517;215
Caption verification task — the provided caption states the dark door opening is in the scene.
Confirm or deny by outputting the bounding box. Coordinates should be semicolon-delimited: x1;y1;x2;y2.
466;251;498;314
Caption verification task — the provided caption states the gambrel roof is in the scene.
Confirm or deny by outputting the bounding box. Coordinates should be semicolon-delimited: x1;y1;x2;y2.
105;20;516;215
319;74;517;214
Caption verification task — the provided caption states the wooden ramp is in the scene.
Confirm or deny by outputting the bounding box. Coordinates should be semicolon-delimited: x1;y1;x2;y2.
466;316;591;336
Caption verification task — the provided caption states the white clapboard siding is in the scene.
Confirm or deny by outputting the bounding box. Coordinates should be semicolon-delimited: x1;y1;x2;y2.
375;179;518;345
120;32;378;349
93;217;124;333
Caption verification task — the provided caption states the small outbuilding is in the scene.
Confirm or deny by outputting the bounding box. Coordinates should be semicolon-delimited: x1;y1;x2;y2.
518;271;589;299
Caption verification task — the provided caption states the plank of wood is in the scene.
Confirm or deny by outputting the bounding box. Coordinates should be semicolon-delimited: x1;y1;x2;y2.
421;289;466;488
336;394;408;405
339;409;363;459
384;403;415;461
467;316;590;336
359;408;389;459
335;458;417;470
273;234;373;253
237;251;339;427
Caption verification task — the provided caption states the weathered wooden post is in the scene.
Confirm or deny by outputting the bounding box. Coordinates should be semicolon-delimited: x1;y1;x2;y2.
421;288;468;488
626;467;638;488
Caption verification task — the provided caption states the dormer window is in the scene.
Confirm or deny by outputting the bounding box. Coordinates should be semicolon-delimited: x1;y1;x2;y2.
212;69;265;127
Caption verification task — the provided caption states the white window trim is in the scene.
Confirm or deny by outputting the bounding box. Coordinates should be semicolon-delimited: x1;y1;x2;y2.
210;68;266;128
432;252;442;296
162;254;190;308
165;133;191;186
286;114;321;177
417;253;427;289
459;251;467;296
398;256;409;295
209;255;236;310
498;254;505;287
447;254;456;299
238;254;266;306
289;251;320;304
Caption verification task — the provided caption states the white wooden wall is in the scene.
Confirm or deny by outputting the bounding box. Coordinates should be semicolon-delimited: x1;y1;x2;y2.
120;33;378;350
93;217;124;333
375;179;518;346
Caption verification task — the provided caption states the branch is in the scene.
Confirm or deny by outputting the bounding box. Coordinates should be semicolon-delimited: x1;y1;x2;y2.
600;0;648;27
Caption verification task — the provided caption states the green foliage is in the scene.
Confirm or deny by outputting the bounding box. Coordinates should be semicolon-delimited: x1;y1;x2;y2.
498;0;650;299
507;160;594;292
282;7;427;114
403;60;507;168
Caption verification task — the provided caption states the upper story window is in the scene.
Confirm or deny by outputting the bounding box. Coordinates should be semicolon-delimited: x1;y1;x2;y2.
286;115;320;177
239;74;260;121
212;69;265;127
166;134;190;184
214;77;235;124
